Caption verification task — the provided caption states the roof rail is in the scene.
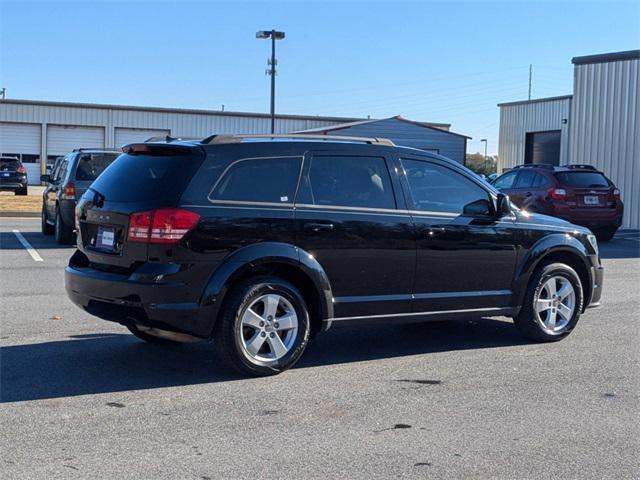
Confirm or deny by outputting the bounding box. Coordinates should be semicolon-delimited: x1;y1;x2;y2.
145;135;202;143
72;147;122;153
563;164;597;170
200;133;395;146
513;163;556;170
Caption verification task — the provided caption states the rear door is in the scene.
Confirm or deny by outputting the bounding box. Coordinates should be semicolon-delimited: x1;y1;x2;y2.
46;156;69;219
509;169;536;207
76;145;205;269
295;150;415;318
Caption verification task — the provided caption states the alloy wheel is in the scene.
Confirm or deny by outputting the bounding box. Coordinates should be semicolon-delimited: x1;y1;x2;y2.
535;275;576;334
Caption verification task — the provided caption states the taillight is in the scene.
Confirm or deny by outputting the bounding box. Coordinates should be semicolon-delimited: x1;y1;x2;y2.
63;183;76;199
17;165;26;174
127;209;200;244
613;188;620;199
548;188;567;200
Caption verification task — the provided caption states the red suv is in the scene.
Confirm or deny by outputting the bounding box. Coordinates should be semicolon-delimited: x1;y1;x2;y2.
492;164;623;241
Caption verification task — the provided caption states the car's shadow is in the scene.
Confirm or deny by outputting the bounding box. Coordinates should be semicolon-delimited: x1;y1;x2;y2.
1;317;528;403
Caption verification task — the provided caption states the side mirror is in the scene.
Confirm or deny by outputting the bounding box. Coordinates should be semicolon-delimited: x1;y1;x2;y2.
40;174;51;183
496;193;512;217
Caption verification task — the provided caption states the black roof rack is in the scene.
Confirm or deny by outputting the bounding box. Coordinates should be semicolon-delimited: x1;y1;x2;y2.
200;133;395;146
562;164;598;171
512;164;556;170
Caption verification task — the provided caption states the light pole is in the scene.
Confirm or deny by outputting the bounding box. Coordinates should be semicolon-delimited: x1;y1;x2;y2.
256;30;285;134
480;139;488;173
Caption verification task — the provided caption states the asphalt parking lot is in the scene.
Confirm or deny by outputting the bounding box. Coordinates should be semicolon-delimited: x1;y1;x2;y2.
1;217;638;479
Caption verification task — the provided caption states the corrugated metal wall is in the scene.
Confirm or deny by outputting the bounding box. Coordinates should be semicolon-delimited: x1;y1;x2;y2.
498;97;572;172
322;118;467;164
569;58;639;229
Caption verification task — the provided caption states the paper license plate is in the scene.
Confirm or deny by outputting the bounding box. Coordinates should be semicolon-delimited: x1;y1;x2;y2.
584;195;599;205
1;173;9;177
96;226;115;251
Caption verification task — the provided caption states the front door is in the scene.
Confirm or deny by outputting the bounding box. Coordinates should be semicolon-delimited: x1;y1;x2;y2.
399;156;518;313
295;151;415;318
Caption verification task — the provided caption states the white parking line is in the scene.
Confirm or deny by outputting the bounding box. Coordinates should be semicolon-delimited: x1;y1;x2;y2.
12;230;44;262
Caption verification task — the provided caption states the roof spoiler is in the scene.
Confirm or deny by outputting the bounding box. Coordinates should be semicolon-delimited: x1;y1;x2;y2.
72;148;123;153
200;133;395;146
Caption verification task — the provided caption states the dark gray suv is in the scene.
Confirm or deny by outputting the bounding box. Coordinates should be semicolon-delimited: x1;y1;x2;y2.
41;149;121;244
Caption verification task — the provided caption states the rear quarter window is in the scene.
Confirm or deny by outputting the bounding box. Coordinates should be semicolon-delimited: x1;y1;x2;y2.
555;172;609;188
209;156;302;204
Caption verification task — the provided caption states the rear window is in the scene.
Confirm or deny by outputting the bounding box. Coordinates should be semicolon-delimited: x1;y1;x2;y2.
89;150;204;202
555;172;609;188
74;153;120;181
0;158;20;169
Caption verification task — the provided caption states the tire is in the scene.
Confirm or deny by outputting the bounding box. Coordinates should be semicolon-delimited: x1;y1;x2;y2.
513;262;583;342
214;276;310;377
54;207;74;245
15;186;28;196
594;227;617;242
126;324;182;345
41;205;54;235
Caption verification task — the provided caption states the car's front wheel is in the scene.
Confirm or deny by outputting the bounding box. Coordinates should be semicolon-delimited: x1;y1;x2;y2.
513;262;583;342
214;276;310;376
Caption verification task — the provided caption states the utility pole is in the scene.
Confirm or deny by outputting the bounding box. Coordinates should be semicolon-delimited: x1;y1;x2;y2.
256;30;285;134
480;139;488;171
528;64;532;100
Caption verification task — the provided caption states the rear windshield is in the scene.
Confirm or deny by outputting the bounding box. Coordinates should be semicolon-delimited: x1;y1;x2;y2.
0;158;20;169
555;171;609;188
89;150;204;202
74;153;120;181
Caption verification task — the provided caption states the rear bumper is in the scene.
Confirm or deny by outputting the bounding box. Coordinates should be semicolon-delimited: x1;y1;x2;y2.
65;261;216;338
551;205;623;229
0;179;27;190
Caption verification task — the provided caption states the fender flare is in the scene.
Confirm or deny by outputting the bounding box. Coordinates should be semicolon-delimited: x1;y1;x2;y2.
512;233;591;306
199;242;333;332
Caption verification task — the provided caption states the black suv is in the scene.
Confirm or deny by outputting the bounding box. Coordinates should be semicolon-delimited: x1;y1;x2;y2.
65;135;603;376
0;156;28;195
41;149;121;244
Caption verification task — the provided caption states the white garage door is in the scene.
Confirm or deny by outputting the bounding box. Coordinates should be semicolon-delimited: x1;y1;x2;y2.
47;125;105;156
115;128;170;148
1;122;43;184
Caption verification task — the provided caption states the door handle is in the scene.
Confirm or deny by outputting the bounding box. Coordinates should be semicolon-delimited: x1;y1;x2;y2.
304;222;334;233
427;226;446;237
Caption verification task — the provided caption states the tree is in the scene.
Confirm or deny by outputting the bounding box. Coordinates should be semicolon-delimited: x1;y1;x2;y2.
465;152;497;176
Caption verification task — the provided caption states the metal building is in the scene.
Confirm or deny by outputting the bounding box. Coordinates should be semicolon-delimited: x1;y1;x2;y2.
297;116;469;164
498;50;639;229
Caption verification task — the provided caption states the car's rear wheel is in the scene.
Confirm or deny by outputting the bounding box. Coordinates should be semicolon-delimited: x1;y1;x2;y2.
594;227;617;242
54;207;73;245
16;186;28;196
513;262;583;342
41;205;54;235
214;276;310;376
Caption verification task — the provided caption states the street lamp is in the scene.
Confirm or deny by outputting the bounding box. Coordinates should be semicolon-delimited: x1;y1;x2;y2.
256;30;285;134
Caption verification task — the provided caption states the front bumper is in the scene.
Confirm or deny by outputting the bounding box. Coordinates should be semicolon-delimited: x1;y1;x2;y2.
65;261;215;338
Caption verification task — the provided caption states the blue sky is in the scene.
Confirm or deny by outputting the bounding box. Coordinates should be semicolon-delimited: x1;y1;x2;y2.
1;0;638;154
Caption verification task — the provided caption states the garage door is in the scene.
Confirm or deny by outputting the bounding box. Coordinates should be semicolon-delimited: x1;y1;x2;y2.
0;122;42;185
47;125;105;156
114;128;170;148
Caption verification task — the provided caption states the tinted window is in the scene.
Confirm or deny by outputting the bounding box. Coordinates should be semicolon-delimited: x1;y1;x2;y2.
211;157;302;203
555;171;609;187
74;153;120;181
493;171;517;189
533;173;549;188
90;151;204;202
309;156;395;209
514;169;536;188
402;159;491;215
0;158;20;170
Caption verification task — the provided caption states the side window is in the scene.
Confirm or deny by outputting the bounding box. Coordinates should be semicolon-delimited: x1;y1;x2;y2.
210;157;302;204
533;173;549;188
493;171;517;189
56;160;69;183
308;155;395;209
513;169;536;188
401;159;492;215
